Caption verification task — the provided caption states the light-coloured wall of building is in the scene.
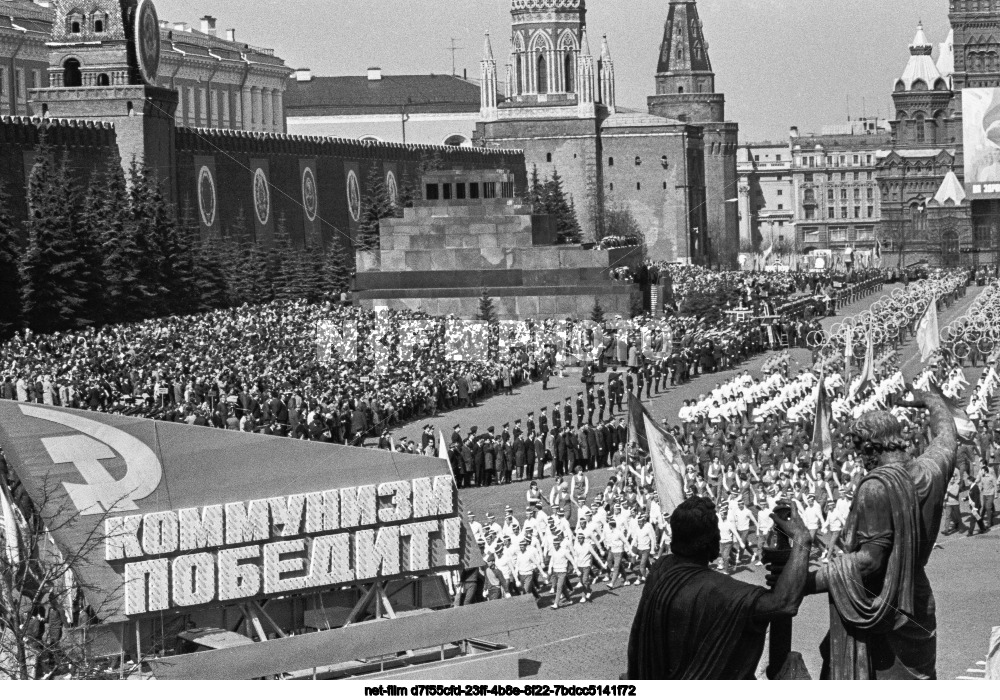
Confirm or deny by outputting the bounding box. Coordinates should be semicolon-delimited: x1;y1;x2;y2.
286;113;479;146
738;143;792;253
0;4;288;133
790;132;889;255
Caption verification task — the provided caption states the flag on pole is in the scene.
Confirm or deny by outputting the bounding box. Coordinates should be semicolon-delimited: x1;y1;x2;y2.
627;392;649;454
916;300;940;363
641;413;687;516
0;479;22;567
438;430;451;465
874;238;882;267
811;373;833;461
851;329;875;399
762;244;774;262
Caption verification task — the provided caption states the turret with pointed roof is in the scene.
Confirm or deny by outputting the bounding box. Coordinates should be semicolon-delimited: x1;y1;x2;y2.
480;31;499;119
890;22;955;148
648;0;722;123
647;0;739;267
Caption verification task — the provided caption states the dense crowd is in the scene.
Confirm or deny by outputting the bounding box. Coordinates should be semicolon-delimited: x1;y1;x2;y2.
450;270;1000;608
0;268;887;458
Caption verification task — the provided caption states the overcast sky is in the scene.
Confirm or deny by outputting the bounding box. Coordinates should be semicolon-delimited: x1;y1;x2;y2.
157;0;950;141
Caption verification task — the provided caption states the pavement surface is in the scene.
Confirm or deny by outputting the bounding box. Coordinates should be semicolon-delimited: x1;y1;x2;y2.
394;284;998;680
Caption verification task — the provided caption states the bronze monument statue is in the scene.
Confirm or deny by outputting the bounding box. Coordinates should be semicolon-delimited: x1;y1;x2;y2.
626;496;812;679
805;386;958;679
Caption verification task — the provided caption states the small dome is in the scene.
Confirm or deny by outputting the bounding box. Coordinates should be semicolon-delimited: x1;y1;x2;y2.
896;22;945;92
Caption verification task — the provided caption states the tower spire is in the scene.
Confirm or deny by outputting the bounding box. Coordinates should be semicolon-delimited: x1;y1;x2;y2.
654;0;715;98
480;31;498;119
598;34;615;113
483;30;495;61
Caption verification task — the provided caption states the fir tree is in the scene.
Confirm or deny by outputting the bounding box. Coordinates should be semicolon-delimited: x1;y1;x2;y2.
270;212;293;283
357;167;394;251
529;164;545;211
398;170;420;209
545;170;581;244
590;298;606;323
76;172;111;327
320;234;352;301
0;183;22;340
418;151;447;174
127;160;177;319
175;201;217;314
97;155;144;324
194;238;230;311
20;146;90;333
477;287;498;324
244;243;273;305
222;207;253;305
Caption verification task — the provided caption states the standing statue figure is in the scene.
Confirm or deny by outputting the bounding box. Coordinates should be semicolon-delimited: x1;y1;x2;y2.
805;387;957;679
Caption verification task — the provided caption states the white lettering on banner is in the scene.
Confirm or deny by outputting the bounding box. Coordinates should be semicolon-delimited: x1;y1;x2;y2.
339;484;377;529
377;480;411;522
400;520;438;571
266;494;306;536
125;558;169;615
171;552;215;607
306;533;353;587
263;539;309;594
224;501;270;545
142;511;178;555
217;545;261;601
105;515;143;560
411;475;454;518
179;505;223;550
304;490;339;534
112;477;466;616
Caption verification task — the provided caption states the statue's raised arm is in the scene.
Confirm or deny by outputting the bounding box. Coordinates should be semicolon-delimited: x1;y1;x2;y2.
907;386;958;486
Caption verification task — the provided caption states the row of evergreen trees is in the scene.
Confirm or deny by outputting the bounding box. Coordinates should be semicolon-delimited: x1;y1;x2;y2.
0;143;353;340
529;166;582;244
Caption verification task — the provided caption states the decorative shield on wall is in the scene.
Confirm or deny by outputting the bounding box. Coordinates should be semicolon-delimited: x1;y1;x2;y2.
198;165;216;228
386;170;398;208
253;168;270;226
347;169;361;222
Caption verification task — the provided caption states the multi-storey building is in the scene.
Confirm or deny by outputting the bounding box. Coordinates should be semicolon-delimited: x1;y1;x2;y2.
1;1;289;133
737;142;792;255
790;124;890;256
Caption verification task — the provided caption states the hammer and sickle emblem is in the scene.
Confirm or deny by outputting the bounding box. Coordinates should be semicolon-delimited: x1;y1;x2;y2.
20;406;162;516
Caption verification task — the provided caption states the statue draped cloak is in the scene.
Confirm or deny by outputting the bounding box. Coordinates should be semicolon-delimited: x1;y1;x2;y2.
823;457;944;679
627;555;767;680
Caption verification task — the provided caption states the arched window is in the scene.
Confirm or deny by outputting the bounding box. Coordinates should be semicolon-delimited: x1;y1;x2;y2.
63;58;82;87
71;20;81;33
677;86;684;94
536;52;547;94
96;73;109;86
94;19;104;32
915;113;925;143
564;53;574;93
443;134;467;147
515;54;523;94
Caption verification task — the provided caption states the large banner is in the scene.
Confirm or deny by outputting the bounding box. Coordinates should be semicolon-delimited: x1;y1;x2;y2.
0;401;479;622
963;88;1000;198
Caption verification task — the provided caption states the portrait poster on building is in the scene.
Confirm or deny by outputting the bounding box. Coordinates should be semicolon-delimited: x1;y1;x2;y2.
193;156;220;239
249;158;274;245
963;88;1000;198
299;158;321;247
344;161;362;246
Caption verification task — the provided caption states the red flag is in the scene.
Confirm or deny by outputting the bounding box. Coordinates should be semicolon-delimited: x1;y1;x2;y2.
812;374;833;461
